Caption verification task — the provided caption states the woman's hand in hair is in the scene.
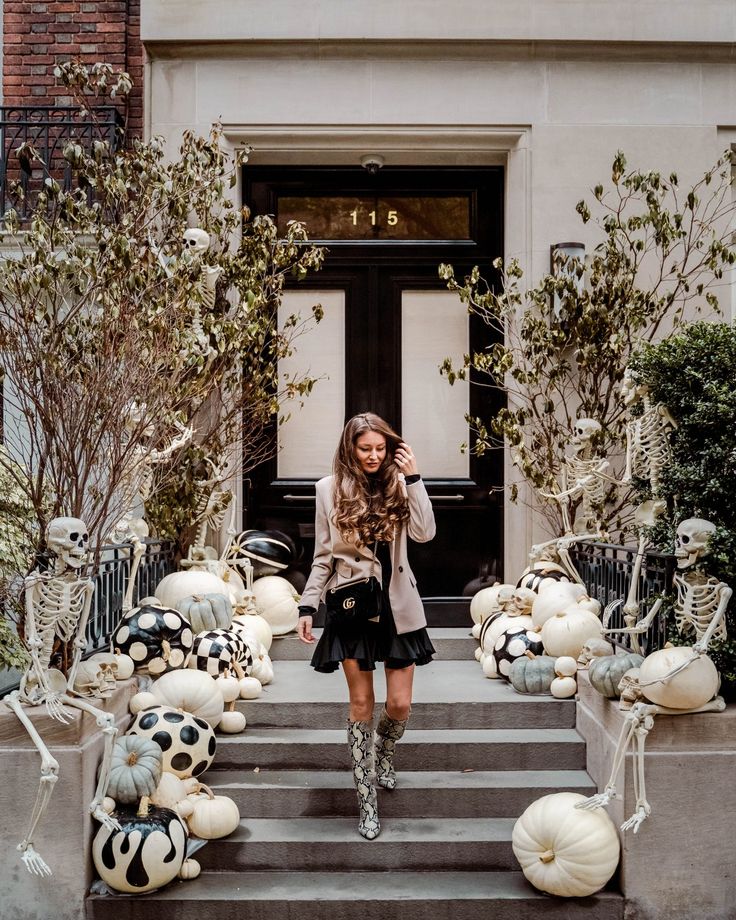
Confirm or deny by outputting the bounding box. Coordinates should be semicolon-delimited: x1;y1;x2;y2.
394;442;419;476
297;615;315;644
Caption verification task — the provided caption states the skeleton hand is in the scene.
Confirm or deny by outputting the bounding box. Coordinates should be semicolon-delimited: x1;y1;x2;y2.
27;636;43;652
92;805;121;832
73;636;87;651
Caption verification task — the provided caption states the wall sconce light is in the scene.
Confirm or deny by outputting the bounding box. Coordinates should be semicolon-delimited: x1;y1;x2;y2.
550;241;585;324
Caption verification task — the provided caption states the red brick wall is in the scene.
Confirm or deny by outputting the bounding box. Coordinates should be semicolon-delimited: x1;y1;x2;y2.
3;0;145;139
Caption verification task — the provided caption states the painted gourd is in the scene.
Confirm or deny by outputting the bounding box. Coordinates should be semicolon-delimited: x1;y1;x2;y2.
226;529;297;577
189;628;254;677
176;593;233;634
509;654;557;694
186;784;240;839
540;607;602;659
588;653;645;699
469;583;513;625
493;625;545;680
638;646;720;709
107;735;163;805
150;668;224;728
154;571;232;612
252;575;300;636
112;603;193;676
512;792;620;897
231;612;273;653
92;801;188;894
480;611;534;656
250;653;274;685
127;706;217;779
516;564;571;593
531;583;586;629
550;676;577;698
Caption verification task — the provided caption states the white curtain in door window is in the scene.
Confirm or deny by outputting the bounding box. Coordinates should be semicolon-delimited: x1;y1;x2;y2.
277;290;345;479
401;290;469;478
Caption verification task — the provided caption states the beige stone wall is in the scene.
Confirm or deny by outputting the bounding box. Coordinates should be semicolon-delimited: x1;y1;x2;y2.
141;4;736;578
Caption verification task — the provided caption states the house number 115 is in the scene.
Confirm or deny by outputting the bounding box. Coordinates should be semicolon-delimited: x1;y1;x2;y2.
350;209;399;226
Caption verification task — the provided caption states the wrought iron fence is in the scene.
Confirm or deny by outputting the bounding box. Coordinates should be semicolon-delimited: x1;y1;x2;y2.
0;105;123;221
569;541;676;655
85;539;177;655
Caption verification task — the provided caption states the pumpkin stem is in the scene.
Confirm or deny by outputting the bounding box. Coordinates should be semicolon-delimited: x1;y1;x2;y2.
227;699;235;712
539;849;556;863
127;751;139;766
524;650;536;660
231;657;245;680
162;639;171;661
137;795;151;818
196;783;214;800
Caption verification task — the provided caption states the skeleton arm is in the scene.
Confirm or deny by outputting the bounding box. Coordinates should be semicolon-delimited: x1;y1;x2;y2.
693;584;732;654
21;575;50;695
604;596;664;636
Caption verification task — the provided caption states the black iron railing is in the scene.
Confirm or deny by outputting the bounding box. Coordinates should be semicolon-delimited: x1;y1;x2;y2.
0;105;123;221
569;541;676;655
86;539;177;655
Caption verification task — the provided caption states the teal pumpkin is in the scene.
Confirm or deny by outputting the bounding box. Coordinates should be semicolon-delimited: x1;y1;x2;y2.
107;735;163;805
509;654;557;694
588;653;645;698
176;593;232;634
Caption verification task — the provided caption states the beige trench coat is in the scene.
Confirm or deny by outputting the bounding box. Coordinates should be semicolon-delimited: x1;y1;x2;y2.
299;474;436;635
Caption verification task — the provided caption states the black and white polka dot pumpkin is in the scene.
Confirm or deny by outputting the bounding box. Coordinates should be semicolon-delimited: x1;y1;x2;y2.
188;628;253;677
493;624;545;680
92;802;187;894
516;566;571;593
112;603;193;675
127;705;216;778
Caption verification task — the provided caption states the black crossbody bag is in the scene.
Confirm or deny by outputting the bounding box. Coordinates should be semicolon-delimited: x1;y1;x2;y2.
325;577;383;622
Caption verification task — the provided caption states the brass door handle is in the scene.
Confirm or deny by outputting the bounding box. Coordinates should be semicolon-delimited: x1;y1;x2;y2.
283;494;316;502
429;494;464;502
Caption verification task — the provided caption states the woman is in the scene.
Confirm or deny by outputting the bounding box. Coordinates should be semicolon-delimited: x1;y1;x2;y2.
297;412;436;840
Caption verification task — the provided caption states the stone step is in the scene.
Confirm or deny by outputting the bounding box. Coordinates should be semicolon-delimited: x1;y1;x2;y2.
211;727;586;772
205;768;596;818
196;817;518;871
86;870;623;920
269;627;475;661
240;660;575;729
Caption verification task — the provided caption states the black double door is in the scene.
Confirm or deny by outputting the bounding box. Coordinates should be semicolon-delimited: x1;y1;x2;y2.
244;167;504;607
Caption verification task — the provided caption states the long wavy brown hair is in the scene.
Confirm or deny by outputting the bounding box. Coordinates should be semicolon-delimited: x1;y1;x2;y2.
331;412;410;546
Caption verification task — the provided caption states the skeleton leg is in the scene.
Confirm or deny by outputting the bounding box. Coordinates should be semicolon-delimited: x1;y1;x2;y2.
575;708;638;812
60;695;120;832
3;692;60;876
620;705;656;833
120;536;146;617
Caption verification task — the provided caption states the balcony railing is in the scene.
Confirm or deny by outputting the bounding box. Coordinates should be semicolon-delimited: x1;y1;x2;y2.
0;105;123;221
569;541;676;655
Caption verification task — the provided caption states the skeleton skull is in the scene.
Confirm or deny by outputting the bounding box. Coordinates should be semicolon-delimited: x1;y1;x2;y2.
572;417;602;447
577;637;615;668
618;666;642;708
496;584;516;613
675;518;717;569
510;587;536;616
46;517;89;570
620;368;648;407
88;653;119;695
182;228;210;258
72;660;107;698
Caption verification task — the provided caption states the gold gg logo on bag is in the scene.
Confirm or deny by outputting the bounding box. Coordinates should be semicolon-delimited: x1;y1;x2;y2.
343;596;356;609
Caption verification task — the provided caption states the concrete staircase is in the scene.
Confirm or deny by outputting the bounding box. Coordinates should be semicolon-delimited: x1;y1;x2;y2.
87;629;623;920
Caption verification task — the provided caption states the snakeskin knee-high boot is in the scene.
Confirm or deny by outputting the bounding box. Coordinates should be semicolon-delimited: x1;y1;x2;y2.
374;707;409;791
346;719;381;840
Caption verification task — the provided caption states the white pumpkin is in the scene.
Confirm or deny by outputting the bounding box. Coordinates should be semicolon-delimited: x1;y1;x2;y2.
512;792;620;897
129;691;159;715
111;650;136;680
231;613;273;652
550;676;577;698
638;646;720;710
531;583;586;629
218;709;247;734
151;772;190;811
481;654;497;679
154;571;232;612
554;656;578;678
239;676;263;699
471;622;482;640
215;673;241;704
186;784;240;839
179;858;201;880
469;583;513;624
101;796;116;815
250;653;274;685
252;576;299;635
541;607;602;659
150;669;224;728
474;646;483;662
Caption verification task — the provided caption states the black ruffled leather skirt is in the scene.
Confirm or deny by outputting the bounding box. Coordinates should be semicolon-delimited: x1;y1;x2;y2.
310;592;435;673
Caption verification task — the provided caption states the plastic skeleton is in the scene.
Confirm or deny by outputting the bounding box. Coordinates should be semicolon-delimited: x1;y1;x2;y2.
183;458;234;565
605;517;730;653
2;518;120;876
530;419;621;583
620;368;677;497
111;403;193;611
581;517;729;832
